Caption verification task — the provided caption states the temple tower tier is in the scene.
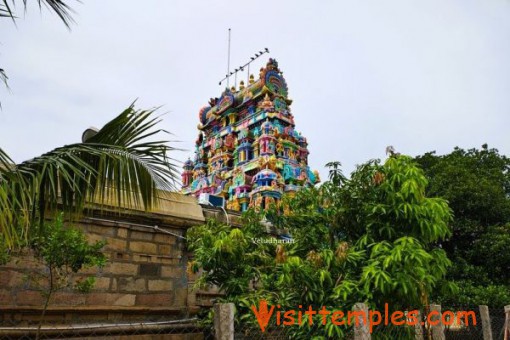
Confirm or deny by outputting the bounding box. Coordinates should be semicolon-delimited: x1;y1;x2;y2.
182;58;320;211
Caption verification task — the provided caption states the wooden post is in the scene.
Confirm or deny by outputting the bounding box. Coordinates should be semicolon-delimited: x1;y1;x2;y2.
213;303;234;340
504;305;510;340
429;304;445;340
353;303;371;340
479;305;493;340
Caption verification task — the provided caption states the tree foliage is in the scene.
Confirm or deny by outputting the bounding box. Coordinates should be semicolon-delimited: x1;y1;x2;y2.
188;155;454;337
415;145;510;306
0;104;179;251
416;145;509;230
28;213;106;339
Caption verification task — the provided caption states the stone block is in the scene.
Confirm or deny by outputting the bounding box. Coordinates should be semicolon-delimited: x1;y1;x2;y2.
135;293;174;307
93;277;111;290
114;252;130;261
86;233;104;244
156;256;177;265
117;228;128;238
103;237;127;251
105;262;139;276
7;255;44;270
148;279;173;291
130;230;154;241
51;292;87;306
88;225;116;236
16;290;45;306
1;270;25;288
161;266;183;279
117;277;146;292
135;254;152;262
187;289;197;306
87;293;136;306
113;294;136;306
174;288;189;306
154;233;177;244
0;289;14;305
129;241;158;254
139;263;161;277
159;245;172;255
79;265;102;275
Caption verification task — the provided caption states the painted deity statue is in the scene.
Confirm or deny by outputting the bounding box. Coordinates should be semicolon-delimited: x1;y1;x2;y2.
182;59;319;211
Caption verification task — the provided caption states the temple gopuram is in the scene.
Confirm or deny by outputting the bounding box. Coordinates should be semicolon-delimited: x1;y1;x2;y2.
182;59;320;211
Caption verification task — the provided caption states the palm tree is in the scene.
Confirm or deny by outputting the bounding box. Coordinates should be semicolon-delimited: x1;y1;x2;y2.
0;2;180;249
0;104;180;249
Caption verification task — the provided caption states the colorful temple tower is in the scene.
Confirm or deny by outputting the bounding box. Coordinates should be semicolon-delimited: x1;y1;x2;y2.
181;59;320;211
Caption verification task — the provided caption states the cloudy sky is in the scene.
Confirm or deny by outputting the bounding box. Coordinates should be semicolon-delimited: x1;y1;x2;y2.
1;0;509;181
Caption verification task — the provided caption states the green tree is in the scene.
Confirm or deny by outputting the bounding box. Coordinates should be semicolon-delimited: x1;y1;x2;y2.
188;155;453;338
415;145;510;306
28;213;106;339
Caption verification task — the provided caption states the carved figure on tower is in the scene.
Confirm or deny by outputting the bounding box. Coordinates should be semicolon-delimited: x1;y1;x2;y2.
181;59;319;211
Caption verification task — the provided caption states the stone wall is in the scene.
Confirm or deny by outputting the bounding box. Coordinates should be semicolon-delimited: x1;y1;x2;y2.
0;193;221;323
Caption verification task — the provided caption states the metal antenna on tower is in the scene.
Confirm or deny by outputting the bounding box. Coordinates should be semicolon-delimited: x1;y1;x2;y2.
226;28;231;88
218;47;270;87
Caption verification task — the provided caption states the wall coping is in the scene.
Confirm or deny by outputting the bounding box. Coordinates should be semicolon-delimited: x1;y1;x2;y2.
82;192;206;229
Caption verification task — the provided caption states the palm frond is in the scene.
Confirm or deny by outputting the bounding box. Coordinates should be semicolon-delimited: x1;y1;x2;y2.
0;147;31;247
0;105;180;249
0;147;14;170
0;1;15;21
1;0;76;27
82;104;180;208
0;68;10;109
0;68;8;87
